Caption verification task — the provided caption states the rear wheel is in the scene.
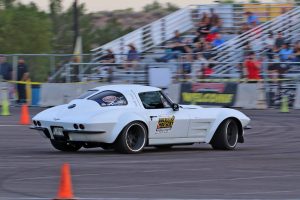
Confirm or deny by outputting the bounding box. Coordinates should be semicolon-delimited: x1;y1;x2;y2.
210;119;239;150
114;122;147;153
50;140;82;152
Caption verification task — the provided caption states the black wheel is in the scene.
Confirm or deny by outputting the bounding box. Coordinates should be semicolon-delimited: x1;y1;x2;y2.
50;140;82;152
210;119;239;150
114;122;147;153
154;145;173;150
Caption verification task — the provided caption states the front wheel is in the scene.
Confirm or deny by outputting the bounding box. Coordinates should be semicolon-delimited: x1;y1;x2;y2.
114;122;147;153
50;140;82;152
210;119;239;150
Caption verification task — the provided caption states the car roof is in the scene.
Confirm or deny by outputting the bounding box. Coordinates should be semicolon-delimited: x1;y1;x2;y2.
92;84;161;94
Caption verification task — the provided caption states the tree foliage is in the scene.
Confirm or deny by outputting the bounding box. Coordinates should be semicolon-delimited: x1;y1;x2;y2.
0;3;52;54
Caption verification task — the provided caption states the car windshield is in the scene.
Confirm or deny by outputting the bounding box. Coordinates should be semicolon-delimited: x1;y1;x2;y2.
88;90;128;107
77;90;98;99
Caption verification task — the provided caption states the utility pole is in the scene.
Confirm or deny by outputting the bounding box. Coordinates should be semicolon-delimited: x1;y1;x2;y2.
73;0;79;49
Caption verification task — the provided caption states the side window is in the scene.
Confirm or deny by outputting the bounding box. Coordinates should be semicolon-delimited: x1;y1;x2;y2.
88;90;127;107
139;91;171;109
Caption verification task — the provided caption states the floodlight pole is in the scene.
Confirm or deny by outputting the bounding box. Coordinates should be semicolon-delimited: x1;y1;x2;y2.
73;0;79;49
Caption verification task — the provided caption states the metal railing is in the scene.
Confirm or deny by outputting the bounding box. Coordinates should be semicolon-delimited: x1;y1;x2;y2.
57;59;300;84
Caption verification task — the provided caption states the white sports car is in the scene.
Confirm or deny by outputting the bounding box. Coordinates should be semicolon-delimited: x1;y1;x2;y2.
31;84;250;153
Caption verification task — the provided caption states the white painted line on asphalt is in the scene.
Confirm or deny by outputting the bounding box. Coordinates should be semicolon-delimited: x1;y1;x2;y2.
79;174;300;190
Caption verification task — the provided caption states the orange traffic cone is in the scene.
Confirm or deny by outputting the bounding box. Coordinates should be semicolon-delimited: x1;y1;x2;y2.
54;163;76;200
19;104;30;125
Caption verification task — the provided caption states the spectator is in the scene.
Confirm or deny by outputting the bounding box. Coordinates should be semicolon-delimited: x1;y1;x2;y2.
293;43;300;63
0;56;12;81
274;31;286;50
243;52;261;81
192;53;208;78
279;43;293;61
197;21;210;39
202;43;216;60
99;49;115;64
202;63;214;78
193;31;202;44
209;8;220;27
156;31;191;62
170;30;191;54
245;11;259;25
200;12;210;25
264;32;275;60
265;31;275;47
98;49;115;82
124;43;140;70
16;58;29;104
212;33;225;47
192;42;205;59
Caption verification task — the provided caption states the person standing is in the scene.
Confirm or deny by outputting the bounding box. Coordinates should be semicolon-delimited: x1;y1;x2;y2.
0;56;12;81
17;58;29;104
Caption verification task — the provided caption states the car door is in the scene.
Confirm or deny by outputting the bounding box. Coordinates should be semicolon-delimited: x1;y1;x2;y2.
138;91;190;139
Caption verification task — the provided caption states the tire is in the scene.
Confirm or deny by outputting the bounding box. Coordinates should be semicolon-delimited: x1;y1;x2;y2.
210;119;239;150
114;122;147;153
50;140;82;152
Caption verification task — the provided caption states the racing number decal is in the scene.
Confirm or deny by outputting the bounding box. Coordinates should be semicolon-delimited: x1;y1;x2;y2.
156;116;175;134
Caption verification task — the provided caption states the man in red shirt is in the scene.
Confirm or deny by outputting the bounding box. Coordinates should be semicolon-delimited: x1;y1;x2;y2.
243;52;261;81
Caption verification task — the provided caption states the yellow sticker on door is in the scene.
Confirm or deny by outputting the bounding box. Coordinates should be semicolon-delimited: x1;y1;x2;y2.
156;116;175;134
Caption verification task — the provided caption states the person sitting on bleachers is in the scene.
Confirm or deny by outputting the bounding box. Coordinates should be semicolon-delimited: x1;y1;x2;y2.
197;20;210;39
212;33;225;47
156;30;191;62
209;8;220;27
245;11;260;25
279;43;293;62
274;31;286;50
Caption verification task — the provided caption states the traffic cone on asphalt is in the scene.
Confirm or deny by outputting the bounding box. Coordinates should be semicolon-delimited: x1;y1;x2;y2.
1;87;10;116
54;163;76;200
1;98;10;116
19;104;30;125
280;96;289;113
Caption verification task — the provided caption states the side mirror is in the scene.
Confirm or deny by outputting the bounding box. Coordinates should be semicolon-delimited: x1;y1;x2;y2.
172;103;179;111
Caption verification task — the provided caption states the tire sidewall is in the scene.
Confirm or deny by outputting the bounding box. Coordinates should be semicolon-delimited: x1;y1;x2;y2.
120;122;147;153
223;119;238;149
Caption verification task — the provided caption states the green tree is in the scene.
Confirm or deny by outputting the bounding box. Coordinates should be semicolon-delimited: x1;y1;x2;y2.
143;1;162;12
0;2;52;81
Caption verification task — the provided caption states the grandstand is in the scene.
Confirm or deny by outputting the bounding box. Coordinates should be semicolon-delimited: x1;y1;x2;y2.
50;3;300;87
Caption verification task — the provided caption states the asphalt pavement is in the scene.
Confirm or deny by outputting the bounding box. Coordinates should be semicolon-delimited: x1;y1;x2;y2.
0;107;300;199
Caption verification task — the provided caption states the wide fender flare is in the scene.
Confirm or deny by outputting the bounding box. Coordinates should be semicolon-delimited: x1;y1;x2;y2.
205;110;242;143
109;113;148;143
